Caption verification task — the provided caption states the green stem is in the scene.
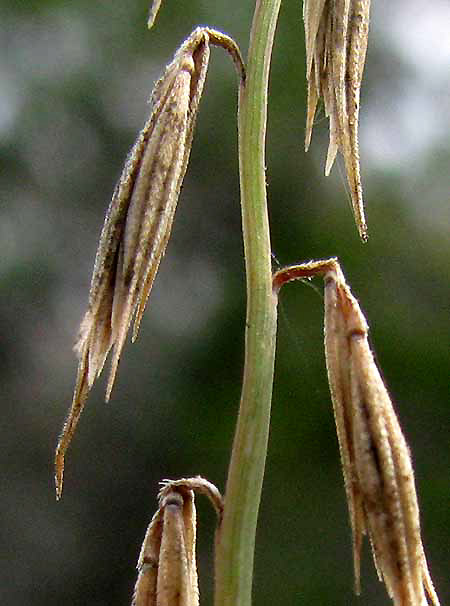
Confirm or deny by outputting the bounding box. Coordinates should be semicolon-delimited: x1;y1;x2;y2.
214;1;281;605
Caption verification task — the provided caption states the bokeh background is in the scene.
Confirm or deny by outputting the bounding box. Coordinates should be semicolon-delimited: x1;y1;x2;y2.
1;1;449;604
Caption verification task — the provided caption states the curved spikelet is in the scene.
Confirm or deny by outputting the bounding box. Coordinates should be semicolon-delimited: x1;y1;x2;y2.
132;477;223;606
55;28;245;499
273;259;440;606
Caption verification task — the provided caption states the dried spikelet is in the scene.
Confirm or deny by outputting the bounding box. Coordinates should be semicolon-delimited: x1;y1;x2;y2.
55;28;245;499
303;1;370;241
273;259;440;606
132;477;223;606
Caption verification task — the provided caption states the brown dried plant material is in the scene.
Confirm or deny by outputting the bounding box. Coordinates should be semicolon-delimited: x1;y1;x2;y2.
303;1;370;241
273;259;440;606
132;477;223;606
55;29;245;499
132;489;198;606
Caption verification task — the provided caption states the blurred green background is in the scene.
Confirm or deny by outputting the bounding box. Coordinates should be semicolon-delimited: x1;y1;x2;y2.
1;1;448;604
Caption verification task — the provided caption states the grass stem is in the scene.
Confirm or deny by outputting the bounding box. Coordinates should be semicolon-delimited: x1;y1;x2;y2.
214;1;281;605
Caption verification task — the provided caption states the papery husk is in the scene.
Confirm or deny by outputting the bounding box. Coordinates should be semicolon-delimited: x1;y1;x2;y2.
132;477;223;606
303;1;370;240
55;28;244;499
273;258;440;606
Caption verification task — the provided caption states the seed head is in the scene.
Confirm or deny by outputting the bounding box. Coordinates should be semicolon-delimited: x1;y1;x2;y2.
273;259;440;606
303;1;370;241
132;477;223;606
55;28;244;499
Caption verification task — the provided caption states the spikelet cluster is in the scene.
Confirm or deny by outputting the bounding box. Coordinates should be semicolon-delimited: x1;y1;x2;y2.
303;1;370;240
132;477;223;606
273;259;440;606
55;28;244;499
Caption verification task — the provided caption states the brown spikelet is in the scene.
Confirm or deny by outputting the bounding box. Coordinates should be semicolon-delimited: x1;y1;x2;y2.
273;259;440;606
131;477;223;606
303;1;370;241
55;28;245;499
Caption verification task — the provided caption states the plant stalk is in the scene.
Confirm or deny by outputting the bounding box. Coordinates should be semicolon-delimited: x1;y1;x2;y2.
214;1;281;605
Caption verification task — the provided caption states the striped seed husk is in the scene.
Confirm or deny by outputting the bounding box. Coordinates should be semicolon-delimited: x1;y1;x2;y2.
303;1;370;241
55;28;245;499
132;477;223;606
324;262;440;606
272;259;440;606
133;489;198;606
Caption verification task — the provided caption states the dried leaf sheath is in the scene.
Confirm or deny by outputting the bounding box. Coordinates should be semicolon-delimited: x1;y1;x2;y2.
273;259;440;606
55;28;245;499
303;1;370;240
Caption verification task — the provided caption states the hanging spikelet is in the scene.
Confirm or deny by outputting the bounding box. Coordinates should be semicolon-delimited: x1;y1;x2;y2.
132;477;223;606
55;28;245;499
273;259;440;606
303;1;370;241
